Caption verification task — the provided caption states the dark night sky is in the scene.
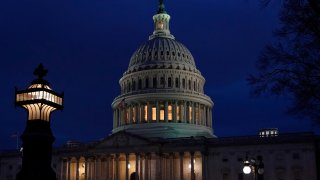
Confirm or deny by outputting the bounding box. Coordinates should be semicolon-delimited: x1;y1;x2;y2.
0;0;317;150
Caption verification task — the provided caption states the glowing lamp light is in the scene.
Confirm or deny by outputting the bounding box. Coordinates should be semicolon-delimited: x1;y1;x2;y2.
15;64;64;122
127;163;131;169
243;161;251;174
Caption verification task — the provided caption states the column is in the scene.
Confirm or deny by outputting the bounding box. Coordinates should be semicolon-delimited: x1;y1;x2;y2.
160;154;163;180
145;153;149;180
170;153;174;180
164;101;168;122
183;101;187;123
148;102;152;123
76;157;80;180
192;102;195;124
115;154;120;180
136;153;140;180
126;154;129;180
179;101;183;123
179;152;184;180
209;108;212;127
204;107;208;127
67;157;71;180
116;109;120;127
156;101;160;122
140;155;143;180
173;100;177;123
186;101;190;123
113;109;116;128
141;104;145;123
156;153;161;180
85;158;88;180
135;104;139;123
201;152;208;180
191;152;195;180
128;105;132;124
60;158;64;180
105;156;110;180
96;157;101;180
202;105;205;126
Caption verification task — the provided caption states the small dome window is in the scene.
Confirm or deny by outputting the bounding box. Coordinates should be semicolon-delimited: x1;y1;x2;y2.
153;77;157;88
168;77;172;87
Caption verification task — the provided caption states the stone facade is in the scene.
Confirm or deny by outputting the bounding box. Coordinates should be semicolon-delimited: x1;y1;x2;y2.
0;132;319;180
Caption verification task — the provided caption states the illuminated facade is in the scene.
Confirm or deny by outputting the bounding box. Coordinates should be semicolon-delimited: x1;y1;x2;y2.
0;1;319;180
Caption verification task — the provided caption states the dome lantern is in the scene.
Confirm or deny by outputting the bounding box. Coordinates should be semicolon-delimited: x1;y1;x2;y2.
149;0;175;40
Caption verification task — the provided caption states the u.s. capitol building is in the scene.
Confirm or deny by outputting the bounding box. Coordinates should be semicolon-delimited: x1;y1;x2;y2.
0;1;319;180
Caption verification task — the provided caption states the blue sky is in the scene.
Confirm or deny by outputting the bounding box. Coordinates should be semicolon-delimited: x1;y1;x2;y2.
0;0;316;150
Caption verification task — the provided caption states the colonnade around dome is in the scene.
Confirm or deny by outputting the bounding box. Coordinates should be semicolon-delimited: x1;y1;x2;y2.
112;100;213;130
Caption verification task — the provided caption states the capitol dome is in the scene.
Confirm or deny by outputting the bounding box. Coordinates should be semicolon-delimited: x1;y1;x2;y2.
111;1;215;138
126;37;200;75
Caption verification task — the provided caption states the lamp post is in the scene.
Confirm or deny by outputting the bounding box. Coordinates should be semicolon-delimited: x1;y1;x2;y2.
15;64;64;180
243;155;264;180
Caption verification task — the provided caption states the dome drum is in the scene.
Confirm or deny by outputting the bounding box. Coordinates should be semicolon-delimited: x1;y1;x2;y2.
120;69;205;96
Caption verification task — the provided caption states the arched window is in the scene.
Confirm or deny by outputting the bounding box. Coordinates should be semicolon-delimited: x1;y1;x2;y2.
160;77;165;87
175;78;179;88
128;82;131;92
194;81;196;91
168;77;172;88
188;80;191;90
124;82;127;93
145;77;149;89
182;79;186;88
153;77;157;88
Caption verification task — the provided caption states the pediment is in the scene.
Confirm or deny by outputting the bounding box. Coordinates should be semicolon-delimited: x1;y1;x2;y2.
95;131;151;148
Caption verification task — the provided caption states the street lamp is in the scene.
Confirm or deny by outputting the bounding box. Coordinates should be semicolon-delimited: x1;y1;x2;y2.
15;64;64;180
243;155;264;180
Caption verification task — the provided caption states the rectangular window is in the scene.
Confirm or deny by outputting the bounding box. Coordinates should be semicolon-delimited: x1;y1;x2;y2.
160;104;164;121
152;106;156;121
168;105;172;121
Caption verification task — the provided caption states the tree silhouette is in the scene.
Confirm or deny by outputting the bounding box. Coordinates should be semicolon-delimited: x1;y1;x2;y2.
248;0;320;123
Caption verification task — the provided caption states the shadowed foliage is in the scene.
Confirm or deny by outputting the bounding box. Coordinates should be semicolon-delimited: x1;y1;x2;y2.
248;0;320;122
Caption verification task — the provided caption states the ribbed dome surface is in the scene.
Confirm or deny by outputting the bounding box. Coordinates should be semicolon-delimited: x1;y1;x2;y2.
126;37;198;74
